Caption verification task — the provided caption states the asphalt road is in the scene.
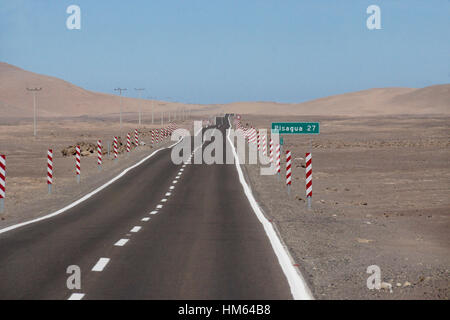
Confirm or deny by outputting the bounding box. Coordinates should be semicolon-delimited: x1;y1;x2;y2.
0;116;292;299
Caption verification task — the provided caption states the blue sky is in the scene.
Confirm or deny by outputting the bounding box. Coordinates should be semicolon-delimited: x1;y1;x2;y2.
1;0;449;103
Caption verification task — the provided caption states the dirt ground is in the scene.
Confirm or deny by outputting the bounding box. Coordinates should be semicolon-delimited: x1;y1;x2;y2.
0;116;193;228
239;114;449;300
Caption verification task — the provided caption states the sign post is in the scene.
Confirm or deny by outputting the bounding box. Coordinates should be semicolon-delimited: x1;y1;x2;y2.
272;122;320;209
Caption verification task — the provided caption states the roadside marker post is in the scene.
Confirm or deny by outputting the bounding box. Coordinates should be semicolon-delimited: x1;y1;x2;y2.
47;149;53;194
269;138;273;163
107;141;110;158
271;122;319;204
0;155;5;213
276;144;281;180
75;146;81;184
151;130;154;145
134;129;139;147
286;150;292;195
126;133;131;156
262;134;267;156
97;140;102;171
113;137;118;162
305;152;312;210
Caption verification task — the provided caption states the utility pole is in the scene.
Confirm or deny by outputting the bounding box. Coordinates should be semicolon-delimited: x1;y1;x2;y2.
26;87;42;137
114;88;127;128
135;88;145;126
161;111;164;126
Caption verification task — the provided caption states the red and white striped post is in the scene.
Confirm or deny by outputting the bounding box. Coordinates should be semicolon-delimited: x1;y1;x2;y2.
305;152;312;209
156;129;159;144
113;137;118;161
286;150;292;194
269;138;274;163
75;146;81;183
0;155;5;213
97;140;102;170
262;134;267;156
47;149;53;194
276;144;281;180
151;130;154;145
134;129;139;146
126;133;131;155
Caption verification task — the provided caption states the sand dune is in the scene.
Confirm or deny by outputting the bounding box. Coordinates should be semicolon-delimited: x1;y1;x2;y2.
0;62;448;118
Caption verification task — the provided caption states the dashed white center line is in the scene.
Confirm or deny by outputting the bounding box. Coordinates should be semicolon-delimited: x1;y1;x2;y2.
130;226;141;233
180;168;184;171
150;210;158;214
173;181;178;184
92;258;110;272
114;239;129;246
170;186;175;190
141;217;150;221
161;198;167;202
157;204;163;209
68;293;85;300
175;176;180;179
165;192;171;196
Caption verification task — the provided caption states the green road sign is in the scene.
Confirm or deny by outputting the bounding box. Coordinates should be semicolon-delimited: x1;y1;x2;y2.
271;122;320;134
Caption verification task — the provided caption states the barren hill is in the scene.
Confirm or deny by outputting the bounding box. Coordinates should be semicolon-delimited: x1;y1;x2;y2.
0;62;448;118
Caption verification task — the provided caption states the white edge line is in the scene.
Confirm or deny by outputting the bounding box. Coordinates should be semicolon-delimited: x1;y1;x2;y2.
0;139;184;235
68;293;85;300
226;117;313;300
91;257;110;272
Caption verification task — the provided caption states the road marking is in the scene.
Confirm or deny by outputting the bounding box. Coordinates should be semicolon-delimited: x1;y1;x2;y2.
175;176;180;179
141;217;150;221
92;258;110;272
173;180;178;184
226;116;313;300
157;204;163;209
68;293;85;300
180;168;184;171
169;186;175;190
165;192;171;196
150;210;158;215
0;139;185;235
161;199;167;202
114;239;129;246
130;226;141;233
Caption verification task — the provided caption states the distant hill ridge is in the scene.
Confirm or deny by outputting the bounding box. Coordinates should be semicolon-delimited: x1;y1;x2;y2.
0;62;448;118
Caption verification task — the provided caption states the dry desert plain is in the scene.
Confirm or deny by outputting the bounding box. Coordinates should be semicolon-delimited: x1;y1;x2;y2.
0;62;449;299
240;114;449;299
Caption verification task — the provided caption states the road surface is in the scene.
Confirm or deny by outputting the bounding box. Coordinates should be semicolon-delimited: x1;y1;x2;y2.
0;116;292;299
